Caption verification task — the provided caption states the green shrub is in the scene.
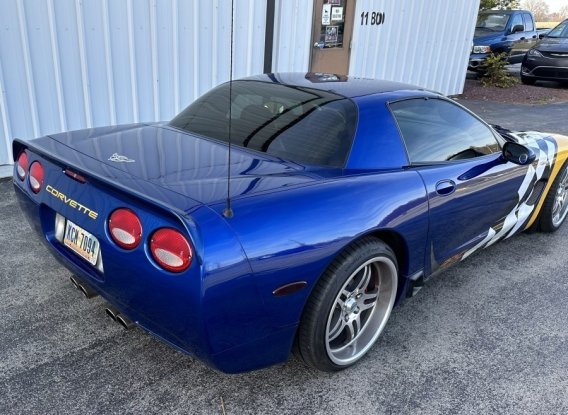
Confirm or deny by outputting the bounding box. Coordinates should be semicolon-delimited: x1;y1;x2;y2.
480;52;519;88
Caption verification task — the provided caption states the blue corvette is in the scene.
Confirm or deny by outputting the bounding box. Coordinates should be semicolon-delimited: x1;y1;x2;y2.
12;73;568;373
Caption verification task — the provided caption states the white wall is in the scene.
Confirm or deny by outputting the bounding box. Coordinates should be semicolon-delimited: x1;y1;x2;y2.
349;0;480;95
271;0;313;72
0;0;267;168
0;0;479;172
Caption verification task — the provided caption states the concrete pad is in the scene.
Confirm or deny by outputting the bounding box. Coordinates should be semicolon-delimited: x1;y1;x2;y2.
2;191;568;414
3;103;568;413
460;100;568;136
0;164;12;179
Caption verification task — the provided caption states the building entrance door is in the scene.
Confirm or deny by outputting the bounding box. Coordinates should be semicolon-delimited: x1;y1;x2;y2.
310;0;355;74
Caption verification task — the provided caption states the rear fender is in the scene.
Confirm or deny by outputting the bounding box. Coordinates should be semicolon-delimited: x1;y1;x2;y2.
216;170;429;333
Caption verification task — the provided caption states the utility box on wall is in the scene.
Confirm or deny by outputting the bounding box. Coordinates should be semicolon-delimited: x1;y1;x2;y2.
0;0;479;172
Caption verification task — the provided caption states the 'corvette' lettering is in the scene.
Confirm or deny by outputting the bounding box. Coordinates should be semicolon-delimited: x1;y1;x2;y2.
45;185;98;220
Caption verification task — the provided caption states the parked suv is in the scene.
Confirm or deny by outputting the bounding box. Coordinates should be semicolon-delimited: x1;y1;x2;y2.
469;10;537;71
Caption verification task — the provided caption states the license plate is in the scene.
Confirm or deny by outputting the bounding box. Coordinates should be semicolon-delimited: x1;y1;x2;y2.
63;220;100;266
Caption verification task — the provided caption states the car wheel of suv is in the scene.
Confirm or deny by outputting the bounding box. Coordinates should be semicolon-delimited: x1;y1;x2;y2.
539;162;568;232
521;73;536;85
297;237;398;372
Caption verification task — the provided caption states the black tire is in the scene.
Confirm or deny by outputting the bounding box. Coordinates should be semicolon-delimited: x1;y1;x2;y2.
521;73;536;85
538;162;568;233
296;237;398;372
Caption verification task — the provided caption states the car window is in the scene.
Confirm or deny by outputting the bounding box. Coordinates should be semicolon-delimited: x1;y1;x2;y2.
169;81;357;167
523;14;534;32
476;13;510;31
548;20;568;38
390;98;501;163
509;14;523;32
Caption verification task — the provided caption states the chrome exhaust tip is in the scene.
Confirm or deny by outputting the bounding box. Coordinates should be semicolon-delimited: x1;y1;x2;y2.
78;283;98;299
116;314;135;330
105;307;119;321
69;275;80;289
70;275;98;298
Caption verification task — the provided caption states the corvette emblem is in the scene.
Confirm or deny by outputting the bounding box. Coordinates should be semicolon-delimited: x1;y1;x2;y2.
108;153;135;163
45;185;98;219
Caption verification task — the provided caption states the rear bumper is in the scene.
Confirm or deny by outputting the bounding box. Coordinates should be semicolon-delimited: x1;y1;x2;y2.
13;179;297;373
14;183;204;354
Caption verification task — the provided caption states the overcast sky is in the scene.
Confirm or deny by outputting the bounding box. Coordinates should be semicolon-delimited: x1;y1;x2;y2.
543;0;565;12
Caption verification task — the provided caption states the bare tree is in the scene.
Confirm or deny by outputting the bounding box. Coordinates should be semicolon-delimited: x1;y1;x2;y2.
522;0;550;21
558;5;568;19
480;0;520;10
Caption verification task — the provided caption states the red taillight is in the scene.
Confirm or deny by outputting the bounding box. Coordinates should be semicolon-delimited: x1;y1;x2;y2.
29;161;44;193
150;228;192;273
16;152;28;181
108;208;143;249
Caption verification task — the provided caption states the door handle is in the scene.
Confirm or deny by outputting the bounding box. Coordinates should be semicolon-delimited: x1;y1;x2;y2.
520;37;526;40
435;180;456;196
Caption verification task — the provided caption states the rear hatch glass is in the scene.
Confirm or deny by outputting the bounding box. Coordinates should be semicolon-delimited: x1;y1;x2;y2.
169;80;357;168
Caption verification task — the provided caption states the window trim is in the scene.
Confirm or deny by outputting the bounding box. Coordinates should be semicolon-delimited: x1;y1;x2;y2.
522;13;534;32
509;13;524;32
387;95;505;166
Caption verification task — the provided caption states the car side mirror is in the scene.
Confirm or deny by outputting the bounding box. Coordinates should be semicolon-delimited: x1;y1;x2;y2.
511;24;524;34
502;142;536;165
539;33;547;39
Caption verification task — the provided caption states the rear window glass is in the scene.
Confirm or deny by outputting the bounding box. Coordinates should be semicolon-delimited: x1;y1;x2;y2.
169;81;357;167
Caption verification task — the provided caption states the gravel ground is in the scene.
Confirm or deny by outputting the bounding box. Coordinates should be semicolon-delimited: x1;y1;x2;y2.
460;74;568;105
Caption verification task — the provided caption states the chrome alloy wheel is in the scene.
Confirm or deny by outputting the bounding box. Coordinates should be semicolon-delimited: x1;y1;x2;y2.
325;256;397;366
552;167;568;227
